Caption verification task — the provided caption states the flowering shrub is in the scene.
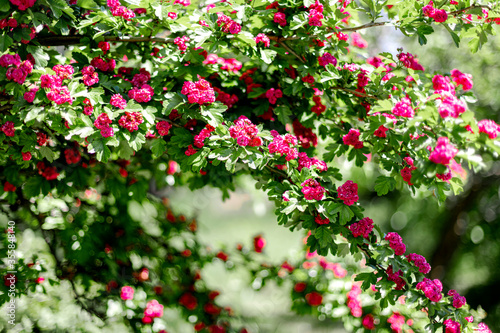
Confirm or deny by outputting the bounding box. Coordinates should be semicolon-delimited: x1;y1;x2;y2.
0;0;499;332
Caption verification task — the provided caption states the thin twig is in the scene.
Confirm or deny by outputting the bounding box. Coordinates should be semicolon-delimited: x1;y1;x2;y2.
339;21;390;32
34;35;175;46
278;41;306;64
332;86;379;100
448;3;492;16
265;165;288;178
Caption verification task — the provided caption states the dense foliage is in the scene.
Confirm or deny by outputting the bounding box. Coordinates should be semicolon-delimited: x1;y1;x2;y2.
1;0;500;331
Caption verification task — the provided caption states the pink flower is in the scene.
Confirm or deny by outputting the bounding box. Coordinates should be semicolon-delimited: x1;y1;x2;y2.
337;180;359;206
478;119;499;139
46;86;72;105
156;121;172;136
265;88;282;104
433;9;448;22
416;278;443;302
392;97;414;118
406;253;431;274
253;235;266;252
144;299;164;321
450;69;473;90
83;98;93;116
301;179;325;201
194;124;215;148
318;52;337;67
385;232;406;255
22;152;32;161
174;35;190;51
110;94;127;109
443;319;460;333
41;74;62;89
268;132;298;160
429;137;458;165
397;52;424;71
181;78;215;104
53;64;74;80
274;12;287;26
23;87;39;103
362;314;375;329
120;286;134;300
118;112;144;132
98;41;111;55
349;217;373;238
342;129;363;149
351;32;368;48
305;291;323;306
185;144;197;156
168;12;177;19
255;33;270;47
82;66;99;86
9;0;36;11
229;116;262;147
128;84;154;103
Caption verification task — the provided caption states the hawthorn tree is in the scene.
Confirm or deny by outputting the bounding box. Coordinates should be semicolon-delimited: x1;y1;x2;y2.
1;0;500;331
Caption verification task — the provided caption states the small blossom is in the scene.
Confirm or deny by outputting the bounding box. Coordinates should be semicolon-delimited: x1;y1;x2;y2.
120;286;134;300
315;214;330;225
301;179;325;201
385;232;406;255
274;12;287;26
416;278;443;302
118;112;144;132
429;137;458;165
337;180;359;206
156;121;172;136
342;128;363;148
349;217;374;238
229;116;262;147
305;291;323;306
255;33;270;47
392;97;414;118
318;52;337;67
478;119;499;139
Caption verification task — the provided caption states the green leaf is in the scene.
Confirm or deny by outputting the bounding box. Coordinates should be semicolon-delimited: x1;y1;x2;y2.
26;45;50;68
77;0;98;9
0;35;13;52
338;205;354;225
0;0;10;11
39;146;55;163
274;105;292;125
23;177;49;198
151;139;167;158
374;176;396;196
88;138;112;162
260;49;277;64
315;226;331;248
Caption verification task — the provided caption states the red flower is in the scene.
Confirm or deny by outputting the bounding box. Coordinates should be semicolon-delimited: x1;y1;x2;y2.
305;291;323;306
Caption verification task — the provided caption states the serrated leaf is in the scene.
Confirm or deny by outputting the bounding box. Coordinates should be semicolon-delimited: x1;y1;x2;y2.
374;176;396;196
0;35;13;53
39;146;55;163
315;226;331;247
151;139;166;158
260;49;277;64
338;205;354;225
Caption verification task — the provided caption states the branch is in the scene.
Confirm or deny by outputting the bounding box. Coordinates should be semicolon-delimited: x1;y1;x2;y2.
448;3;492;16
278;41;306;64
34;35;174;46
339;21;390;32
332;86;379;100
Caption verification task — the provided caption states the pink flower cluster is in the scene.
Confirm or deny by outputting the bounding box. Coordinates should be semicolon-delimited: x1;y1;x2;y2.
229;115;262;147
346;283;362;317
397;52;424;71
82;66;99;86
255;33;270;47
432;74;467;118
107;0;135;19
9;0;36;10
387;313;406;332
349;217;374;238
94;113;114;138
342;128;363;149
91;57;116;72
174;0;190;6
351;32;368;48
406;253;431;274
119;112;143;132
216;13;241;34
1;54;33;84
374;125;389;138
423;2;448;23
293;120;318;149
429;137;458;165
450;69;473;90
478;119;500;139
203;54;242;72
265;88;282;104
384;232;406;255
24;87;38;103
110;94;127;109
318;257;347;278
131;68;151;86
301;179;326;201
213;87;238;108
318;52;337;67
1;121;15;137
447;290;466;309
41;74;62;89
128;84;154;103
443;319;460;333
308;1;324;26
274;12;287;26
47;87;73;105
53;64;74;80
401;156;417;185
269;131;298;161
120;286;134;300
64;146;81;164
337;180;358;206
387;265;406;290
392;97;414;118
185;145;197;156
83;98;93;115
194;124;215;148
143;299;164;324
181;77;215;104
174;35;190;51
315;214;329;225
362;314;375;330
98;41;111;55
0;17;17;28
302;74;315;85
311;95;326;115
156;121;172;136
297;152;327;172
416;278;443;302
